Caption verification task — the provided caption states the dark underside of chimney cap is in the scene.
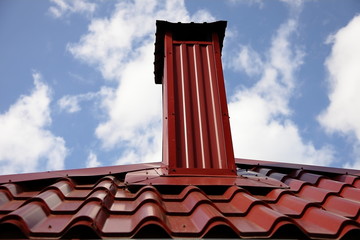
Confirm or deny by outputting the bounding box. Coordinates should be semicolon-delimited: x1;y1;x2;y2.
154;20;227;84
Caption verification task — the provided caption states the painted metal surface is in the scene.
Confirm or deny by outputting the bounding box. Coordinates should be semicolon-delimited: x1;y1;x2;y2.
159;21;235;175
0;160;359;239
124;167;288;188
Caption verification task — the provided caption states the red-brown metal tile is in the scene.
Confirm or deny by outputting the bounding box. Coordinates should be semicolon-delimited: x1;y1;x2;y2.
335;174;359;185
268;172;288;181
228;204;294;236
284;178;309;191
65;188;92;199
103;202;166;236
0;161;359;239
270;193;312;216
0;199;23;213
256;167;274;176
0;183;37;199
1;201;49;231
297;172;323;185
52;199;83;212
33;189;63;210
0;190;12;206
294;206;358;238
111;190;162;213
296;185;334;203
340;186;360;202
322;195;360;219
317;178;347;192
46;179;74;196
264;188;292;202
207;185;245;200
165;185;205;201
215;191;265;215
174;203;225;234
31;201;105;236
354;178;360;188
165;191;212;214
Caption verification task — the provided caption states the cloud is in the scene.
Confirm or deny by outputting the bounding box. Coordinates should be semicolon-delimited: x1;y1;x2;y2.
67;0;209;81
0;72;67;174
228;11;335;166
86;151;101;168
228;0;265;8
229;45;264;76
58;95;81;113
58;91;100;113
318;15;360;168
48;0;97;18
67;0;216;164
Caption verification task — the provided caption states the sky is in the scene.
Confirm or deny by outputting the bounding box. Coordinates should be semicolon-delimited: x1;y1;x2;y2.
0;0;360;175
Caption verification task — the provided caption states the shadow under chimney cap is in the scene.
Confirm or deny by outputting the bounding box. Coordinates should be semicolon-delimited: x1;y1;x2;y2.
154;20;227;84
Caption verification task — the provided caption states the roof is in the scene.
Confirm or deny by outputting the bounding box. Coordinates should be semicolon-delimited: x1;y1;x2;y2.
154;20;227;84
0;158;359;239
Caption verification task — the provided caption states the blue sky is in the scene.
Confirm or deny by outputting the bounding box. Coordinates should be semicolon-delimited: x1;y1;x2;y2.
1;0;360;175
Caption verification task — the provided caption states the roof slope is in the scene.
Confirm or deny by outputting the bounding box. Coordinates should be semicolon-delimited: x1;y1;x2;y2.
0;159;359;239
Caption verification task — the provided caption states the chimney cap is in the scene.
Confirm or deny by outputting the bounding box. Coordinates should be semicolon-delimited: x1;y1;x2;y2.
154;20;227;84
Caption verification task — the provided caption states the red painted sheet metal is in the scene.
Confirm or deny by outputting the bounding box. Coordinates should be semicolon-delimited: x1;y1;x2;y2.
0;160;359;239
0;162;163;184
172;42;227;170
162;31;235;175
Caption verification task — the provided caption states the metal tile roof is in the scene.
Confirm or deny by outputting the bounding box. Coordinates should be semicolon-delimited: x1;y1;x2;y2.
0;159;359;239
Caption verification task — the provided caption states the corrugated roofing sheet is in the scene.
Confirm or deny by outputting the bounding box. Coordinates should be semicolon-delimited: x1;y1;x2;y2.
0;159;359;239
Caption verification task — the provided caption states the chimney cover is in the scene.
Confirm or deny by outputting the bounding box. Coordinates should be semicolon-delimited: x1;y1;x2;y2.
154;20;227;84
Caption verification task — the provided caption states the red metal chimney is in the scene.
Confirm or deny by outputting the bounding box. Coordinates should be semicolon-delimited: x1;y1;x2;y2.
155;21;236;176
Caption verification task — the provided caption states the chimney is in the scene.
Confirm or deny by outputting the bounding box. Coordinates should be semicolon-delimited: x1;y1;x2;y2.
154;21;236;175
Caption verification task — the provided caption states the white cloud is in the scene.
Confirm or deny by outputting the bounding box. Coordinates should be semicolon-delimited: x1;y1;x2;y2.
48;0;97;18
86;151;101;168
0;72;67;174
228;12;335;166
67;0;216;165
228;0;265;8
343;142;360;170
318;15;360;168
94;43;162;150
67;0;212;81
230;45;264;76
58;91;99;113
191;9;216;22
58;95;81;113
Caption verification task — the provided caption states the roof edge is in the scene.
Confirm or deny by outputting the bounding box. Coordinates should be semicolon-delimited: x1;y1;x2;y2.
0;162;164;184
1;158;358;184
236;158;360;176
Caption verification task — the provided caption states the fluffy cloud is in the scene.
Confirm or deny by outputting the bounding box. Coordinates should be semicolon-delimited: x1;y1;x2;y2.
67;0;196;80
58;91;101;113
228;0;265;8
230;45;264;76
0;72;67;174
86;151;102;168
48;0;97;18
228;11;335;166
67;0;215;164
318;15;360;168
